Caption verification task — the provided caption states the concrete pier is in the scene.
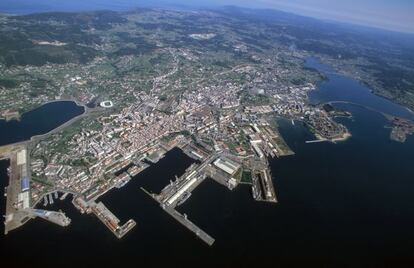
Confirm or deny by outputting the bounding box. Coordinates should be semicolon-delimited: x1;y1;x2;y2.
142;187;215;246
89;200;136;239
26;208;71;227
162;205;215;246
305;139;328;143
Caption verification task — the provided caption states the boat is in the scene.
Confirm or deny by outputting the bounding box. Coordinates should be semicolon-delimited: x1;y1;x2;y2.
60;192;69;200
115;177;131;189
48;194;54;205
176;191;192;206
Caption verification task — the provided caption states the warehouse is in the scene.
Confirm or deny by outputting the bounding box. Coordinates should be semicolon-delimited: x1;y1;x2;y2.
213;157;241;176
18;191;30;209
21;177;29;192
16;149;26;166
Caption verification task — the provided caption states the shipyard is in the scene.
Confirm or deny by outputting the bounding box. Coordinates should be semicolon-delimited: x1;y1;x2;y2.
1;110;292;242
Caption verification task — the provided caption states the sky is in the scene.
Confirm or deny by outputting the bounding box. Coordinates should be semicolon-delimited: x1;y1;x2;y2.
234;0;414;33
0;0;413;33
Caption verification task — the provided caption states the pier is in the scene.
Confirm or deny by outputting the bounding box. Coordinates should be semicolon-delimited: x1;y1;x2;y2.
306;139;328;144
89;200;136;239
163;205;215;246
25;208;71;227
60;192;69;200
142;187;215;246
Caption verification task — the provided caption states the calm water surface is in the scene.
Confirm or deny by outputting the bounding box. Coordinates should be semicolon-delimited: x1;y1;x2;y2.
0;101;84;146
307;57;414;121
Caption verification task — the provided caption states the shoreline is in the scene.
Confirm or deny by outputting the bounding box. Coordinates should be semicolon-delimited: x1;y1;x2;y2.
0;97;87;122
331;131;352;143
312;128;352;144
0;99;102;148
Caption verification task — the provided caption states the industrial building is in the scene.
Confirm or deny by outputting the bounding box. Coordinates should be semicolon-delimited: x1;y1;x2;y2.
251;141;265;158
17;191;30;209
21;177;29;192
166;176;198;206
213;157;241;176
16;149;26;166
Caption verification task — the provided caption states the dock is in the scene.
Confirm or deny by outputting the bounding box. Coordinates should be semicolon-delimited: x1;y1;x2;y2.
159;172;207;208
89;200;136;239
25;208;71;227
142;187;215;246
163;205;215;246
251;168;277;203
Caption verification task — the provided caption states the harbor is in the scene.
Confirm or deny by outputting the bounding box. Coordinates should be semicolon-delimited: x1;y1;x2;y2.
1;132;283;244
140;152;244;246
141;158;217;246
0;143;74;234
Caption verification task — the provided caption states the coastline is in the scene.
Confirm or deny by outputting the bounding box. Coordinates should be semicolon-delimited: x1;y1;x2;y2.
312;129;352;144
331;131;352;143
0;99;99;148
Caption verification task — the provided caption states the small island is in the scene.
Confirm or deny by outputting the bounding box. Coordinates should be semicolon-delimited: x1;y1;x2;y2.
386;115;414;143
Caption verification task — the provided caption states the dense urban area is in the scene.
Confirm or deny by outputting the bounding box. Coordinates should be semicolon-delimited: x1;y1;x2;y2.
1;7;413;243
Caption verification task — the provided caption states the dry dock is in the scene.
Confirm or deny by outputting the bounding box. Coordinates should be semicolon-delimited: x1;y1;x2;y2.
252;168;277;203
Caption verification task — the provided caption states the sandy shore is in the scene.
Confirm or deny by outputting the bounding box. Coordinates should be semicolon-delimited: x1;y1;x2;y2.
331;131;352;143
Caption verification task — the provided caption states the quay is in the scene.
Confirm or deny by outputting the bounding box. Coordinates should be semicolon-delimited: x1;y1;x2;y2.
25;208;71;227
159;171;207;208
89;200;136;239
1;144;33;234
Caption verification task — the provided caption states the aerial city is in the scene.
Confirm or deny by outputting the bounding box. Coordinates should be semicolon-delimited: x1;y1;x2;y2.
1;0;414;267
